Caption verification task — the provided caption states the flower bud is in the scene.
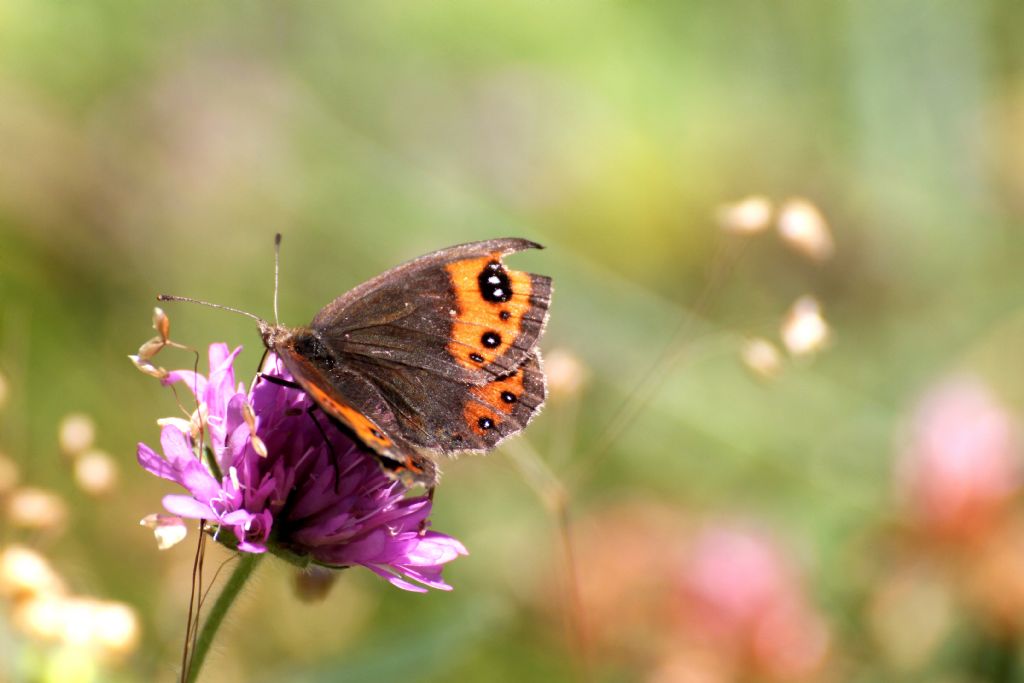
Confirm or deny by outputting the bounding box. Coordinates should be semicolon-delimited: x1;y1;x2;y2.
140;513;188;550
153;307;170;343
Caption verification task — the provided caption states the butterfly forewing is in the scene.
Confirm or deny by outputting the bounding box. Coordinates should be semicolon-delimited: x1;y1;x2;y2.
273;334;438;485
310;238;551;383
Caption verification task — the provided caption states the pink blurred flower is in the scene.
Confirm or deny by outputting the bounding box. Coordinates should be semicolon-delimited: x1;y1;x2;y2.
897;376;1020;541
675;525;830;681
551;505;833;681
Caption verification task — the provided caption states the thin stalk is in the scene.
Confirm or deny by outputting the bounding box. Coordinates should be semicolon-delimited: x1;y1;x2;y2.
184;552;262;683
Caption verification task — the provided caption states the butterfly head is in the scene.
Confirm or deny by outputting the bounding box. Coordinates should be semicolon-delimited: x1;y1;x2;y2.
258;320;294;353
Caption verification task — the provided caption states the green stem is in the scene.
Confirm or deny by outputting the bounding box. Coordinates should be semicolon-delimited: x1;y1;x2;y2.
185;552;262;683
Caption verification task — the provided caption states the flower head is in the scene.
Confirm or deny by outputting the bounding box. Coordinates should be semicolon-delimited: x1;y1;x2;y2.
676;524;831;681
896;375;1020;541
137;344;466;592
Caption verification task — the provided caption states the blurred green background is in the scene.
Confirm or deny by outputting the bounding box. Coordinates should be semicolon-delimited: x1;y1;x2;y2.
4;1;1024;681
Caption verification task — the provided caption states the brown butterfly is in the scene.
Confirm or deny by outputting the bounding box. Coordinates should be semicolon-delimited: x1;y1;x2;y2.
160;238;551;487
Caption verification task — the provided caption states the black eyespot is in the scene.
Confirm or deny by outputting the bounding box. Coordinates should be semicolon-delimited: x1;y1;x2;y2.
478;261;512;303
481;331;501;348
499;310;511;320
370;428;384;439
501;391;517;404
478;416;494;430
469;353;484;363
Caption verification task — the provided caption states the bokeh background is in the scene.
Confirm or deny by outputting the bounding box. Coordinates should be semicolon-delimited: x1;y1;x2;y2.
4;1;1024;681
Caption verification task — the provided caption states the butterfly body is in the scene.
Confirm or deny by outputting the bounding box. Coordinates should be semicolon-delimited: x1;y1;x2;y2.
257;238;551;487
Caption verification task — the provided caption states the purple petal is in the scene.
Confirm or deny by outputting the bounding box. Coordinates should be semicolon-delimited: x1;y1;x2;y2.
159;426;196;466
366;565;430;593
162;370;207;398
177;461;223;504
406;533;469;565
162;495;214;519
137;442;178;482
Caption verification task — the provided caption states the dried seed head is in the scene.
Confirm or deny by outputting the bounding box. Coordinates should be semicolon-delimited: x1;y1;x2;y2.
74;450;119;496
781;296;831;356
251;434;268;458
717;195;774;234
156;417;193;434
545;349;589;398
128;354;169;380
6;488;69;531
136;337;165;362
777;198;834;262
0;545;66;599
240;402;267;456
58;413;95;456
140;513;188;550
190;403;209;438
741;337;783;379
152;307;170;343
242;401;258;431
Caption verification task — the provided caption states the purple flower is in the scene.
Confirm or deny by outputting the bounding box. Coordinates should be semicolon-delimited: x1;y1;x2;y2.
137;344;466;592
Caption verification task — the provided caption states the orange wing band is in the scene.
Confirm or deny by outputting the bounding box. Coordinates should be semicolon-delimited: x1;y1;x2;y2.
445;253;535;371
303;382;394;451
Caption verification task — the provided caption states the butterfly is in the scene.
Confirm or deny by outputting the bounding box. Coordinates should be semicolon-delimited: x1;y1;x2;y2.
162;238;551;487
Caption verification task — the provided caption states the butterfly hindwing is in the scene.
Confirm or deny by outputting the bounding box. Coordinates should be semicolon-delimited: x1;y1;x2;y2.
347;351;546;453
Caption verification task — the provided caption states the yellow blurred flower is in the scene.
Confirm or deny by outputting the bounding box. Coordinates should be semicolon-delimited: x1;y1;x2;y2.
13;595;140;658
0;545;66;600
0;451;20;494
716;195;773;235
74;450;119;496
6;487;68;531
58;413;96;456
740;338;783;379
544;348;589;398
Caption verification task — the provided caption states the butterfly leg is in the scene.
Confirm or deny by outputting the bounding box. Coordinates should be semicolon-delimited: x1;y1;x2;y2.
258;373;302;390
304;404;344;493
418;485;435;536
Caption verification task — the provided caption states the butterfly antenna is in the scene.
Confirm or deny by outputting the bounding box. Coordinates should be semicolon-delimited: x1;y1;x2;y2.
273;233;282;325
157;295;265;323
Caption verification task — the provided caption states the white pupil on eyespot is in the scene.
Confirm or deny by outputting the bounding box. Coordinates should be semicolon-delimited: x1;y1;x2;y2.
487;276;501;284
492;288;504;297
